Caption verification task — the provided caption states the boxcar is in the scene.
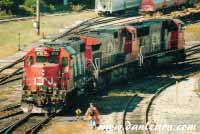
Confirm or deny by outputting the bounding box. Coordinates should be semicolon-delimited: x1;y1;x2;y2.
95;0;141;15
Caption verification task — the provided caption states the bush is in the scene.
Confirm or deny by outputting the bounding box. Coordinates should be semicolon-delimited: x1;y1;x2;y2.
19;5;34;15
23;0;50;14
0;10;8;16
71;4;85;12
0;0;95;17
70;0;95;9
0;10;15;19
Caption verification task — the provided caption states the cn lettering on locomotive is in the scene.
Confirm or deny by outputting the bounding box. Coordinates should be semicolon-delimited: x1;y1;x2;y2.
34;77;54;86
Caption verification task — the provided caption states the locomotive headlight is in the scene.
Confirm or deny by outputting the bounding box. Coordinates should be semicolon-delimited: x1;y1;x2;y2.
36;51;43;56
42;69;45;76
53;83;57;89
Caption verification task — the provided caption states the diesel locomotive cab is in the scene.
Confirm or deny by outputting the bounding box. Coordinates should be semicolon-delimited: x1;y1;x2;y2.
22;47;70;113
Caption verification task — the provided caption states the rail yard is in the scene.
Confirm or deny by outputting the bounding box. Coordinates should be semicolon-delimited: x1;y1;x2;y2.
0;1;200;134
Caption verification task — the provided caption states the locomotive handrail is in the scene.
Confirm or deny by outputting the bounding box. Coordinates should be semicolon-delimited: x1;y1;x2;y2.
99;48;183;73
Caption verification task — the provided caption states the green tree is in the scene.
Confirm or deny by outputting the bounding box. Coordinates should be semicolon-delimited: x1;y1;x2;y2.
0;0;13;12
0;0;13;6
70;0;94;8
23;0;49;13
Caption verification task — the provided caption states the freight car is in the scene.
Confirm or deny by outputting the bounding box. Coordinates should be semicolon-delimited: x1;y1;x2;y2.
21;18;185;113
95;0;200;16
95;0;141;15
140;0;200;13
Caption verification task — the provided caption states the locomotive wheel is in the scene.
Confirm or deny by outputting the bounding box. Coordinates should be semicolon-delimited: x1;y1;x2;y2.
84;80;95;95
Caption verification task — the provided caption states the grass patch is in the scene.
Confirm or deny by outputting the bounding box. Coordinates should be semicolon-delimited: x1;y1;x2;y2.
0;11;96;58
185;23;200;42
0;14;198;58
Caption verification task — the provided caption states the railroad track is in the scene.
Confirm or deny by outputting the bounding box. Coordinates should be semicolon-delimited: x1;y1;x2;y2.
0;104;22;120
54;5;200;41
0;113;54;134
121;38;200;134
0;104;21;112
121;42;200;134
52;16;127;41
0;54;24;85
122;80;176;134
145;67;200;134
122;64;200;134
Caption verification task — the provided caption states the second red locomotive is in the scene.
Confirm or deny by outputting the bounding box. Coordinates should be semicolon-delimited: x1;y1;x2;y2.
140;0;200;13
21;18;185;113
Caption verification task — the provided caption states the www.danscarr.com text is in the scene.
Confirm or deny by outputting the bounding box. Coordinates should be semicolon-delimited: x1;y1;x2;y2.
97;121;196;131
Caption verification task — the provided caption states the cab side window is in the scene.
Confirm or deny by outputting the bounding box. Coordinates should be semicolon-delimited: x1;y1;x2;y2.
62;57;68;67
28;56;34;65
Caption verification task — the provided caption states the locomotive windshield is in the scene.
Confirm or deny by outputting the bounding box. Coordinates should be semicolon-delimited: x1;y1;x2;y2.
36;56;59;64
35;49;60;64
36;56;46;63
49;56;59;64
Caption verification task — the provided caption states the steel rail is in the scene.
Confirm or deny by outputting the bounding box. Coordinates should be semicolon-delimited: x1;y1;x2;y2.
51;16;102;41
1;113;55;134
53;16;125;41
26;114;55;134
144;66;200;134
0;57;24;74
0;76;22;85
185;44;200;51
0;110;23;120
0;113;31;134
122;64;200;134
0;68;23;81
0;104;21;112
122;94;138;134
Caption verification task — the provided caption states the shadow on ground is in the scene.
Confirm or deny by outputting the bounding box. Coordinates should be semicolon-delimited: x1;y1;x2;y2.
59;63;199;116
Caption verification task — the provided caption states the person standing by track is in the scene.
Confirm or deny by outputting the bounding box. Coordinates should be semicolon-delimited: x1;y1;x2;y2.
85;102;100;129
75;108;82;120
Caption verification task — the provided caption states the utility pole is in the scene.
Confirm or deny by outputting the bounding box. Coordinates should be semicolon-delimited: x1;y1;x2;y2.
36;0;40;35
18;33;21;51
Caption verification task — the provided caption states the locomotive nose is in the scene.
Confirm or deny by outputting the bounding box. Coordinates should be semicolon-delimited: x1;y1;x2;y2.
140;0;156;12
30;64;59;90
140;5;155;12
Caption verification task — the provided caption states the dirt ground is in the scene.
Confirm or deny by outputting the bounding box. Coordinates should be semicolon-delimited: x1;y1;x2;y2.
39;119;104;134
0;11;97;58
0;82;21;107
149;75;200;134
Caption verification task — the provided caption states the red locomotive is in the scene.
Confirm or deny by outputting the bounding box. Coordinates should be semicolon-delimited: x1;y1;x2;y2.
21;18;185;113
140;0;200;13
